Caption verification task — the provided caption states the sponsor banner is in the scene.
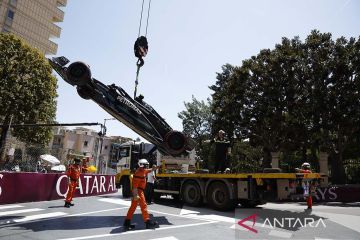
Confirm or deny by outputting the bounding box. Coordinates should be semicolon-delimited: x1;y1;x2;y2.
290;185;360;202
314;185;360;202
0;172;117;205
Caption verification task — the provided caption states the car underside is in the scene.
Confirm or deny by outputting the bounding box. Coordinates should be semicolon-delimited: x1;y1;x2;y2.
48;56;195;156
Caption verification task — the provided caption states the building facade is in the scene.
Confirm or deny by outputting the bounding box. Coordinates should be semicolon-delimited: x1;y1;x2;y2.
0;0;67;55
50;127;132;174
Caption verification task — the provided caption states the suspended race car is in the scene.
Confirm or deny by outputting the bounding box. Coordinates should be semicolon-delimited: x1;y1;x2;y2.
48;56;195;156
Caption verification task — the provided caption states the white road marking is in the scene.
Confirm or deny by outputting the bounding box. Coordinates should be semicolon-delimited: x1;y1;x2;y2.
314;238;334;240
98;198;131;206
312;211;360;234
179;209;200;215
268;229;292;238
14;212;67;222
57;221;218;240
0;204;23;210
0;208;43;216
98;198;215;222
149;237;178;240
0;207;128;227
68;207;128;217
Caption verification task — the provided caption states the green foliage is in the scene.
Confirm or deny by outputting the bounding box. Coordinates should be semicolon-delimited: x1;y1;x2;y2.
178;96;212;165
207;30;360;182
230;141;262;173
280;150;320;173
0;33;57;145
344;159;360;184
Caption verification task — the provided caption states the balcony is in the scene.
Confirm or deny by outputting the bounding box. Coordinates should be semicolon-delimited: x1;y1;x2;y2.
57;0;67;7
50;24;61;38
52;8;64;22
46;40;58;55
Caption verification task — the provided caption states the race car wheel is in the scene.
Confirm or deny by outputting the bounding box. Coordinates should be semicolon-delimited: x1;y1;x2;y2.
164;131;187;155
77;87;93;100
67;61;91;86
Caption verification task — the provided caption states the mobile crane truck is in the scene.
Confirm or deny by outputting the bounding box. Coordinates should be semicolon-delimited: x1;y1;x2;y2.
49;56;324;211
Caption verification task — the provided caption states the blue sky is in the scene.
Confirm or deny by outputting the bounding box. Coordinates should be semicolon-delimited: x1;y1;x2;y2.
54;0;360;140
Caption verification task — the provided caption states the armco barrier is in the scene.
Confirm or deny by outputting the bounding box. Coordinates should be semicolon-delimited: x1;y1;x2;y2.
0;172;117;205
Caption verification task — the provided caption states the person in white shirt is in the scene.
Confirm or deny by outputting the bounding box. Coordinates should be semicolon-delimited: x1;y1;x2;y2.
145;165;157;204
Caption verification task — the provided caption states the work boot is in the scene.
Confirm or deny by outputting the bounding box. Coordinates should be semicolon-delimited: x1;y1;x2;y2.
64;202;71;208
123;219;135;230
145;219;158;229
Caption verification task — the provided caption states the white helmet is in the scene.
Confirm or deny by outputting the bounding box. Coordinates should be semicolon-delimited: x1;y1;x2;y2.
138;159;149;167
301;162;310;169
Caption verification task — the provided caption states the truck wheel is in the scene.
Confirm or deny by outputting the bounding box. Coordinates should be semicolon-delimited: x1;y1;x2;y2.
182;181;202;207
121;177;131;198
67;61;91;86
206;182;237;211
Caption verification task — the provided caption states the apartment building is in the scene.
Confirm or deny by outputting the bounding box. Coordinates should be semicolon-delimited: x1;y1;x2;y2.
51;127;132;174
0;0;68;55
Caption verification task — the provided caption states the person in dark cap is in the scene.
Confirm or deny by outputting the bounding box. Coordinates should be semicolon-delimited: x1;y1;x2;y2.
64;158;82;208
206;130;231;173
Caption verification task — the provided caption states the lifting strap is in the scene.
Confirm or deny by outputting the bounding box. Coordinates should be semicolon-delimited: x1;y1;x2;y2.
134;0;151;99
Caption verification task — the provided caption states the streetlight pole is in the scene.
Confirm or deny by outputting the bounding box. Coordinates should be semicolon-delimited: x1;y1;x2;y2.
96;118;115;174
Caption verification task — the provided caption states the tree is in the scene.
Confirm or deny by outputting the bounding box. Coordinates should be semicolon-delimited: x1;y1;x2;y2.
178;96;212;166
208;30;360;183
209;64;238;139
0;34;57;161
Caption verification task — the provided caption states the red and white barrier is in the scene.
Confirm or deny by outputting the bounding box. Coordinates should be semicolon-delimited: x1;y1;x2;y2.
0;172;117;205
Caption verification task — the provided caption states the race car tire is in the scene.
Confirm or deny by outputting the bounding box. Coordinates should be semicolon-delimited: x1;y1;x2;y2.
164;131;187;155
67;61;91;86
77;86;93;100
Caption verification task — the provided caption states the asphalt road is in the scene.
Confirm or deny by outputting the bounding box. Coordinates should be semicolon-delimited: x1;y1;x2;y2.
0;190;359;240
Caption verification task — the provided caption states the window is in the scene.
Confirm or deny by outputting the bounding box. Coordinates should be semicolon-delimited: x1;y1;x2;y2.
2;26;11;33
9;0;17;7
84;141;88;147
7;9;15;19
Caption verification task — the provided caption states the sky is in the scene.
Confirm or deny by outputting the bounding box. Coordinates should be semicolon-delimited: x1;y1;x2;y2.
54;0;360;140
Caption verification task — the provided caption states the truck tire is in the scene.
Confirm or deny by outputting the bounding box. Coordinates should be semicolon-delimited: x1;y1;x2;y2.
181;181;202;207
121;177;131;198
206;182;237;211
67;61;91;86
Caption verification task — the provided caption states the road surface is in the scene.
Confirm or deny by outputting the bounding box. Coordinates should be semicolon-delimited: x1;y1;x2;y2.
0;190;359;240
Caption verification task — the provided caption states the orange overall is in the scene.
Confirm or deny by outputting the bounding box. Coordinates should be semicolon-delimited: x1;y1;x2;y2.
125;168;152;222
300;169;313;208
65;164;81;203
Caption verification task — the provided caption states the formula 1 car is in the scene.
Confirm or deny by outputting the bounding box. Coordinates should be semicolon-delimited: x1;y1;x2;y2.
48;56;195;156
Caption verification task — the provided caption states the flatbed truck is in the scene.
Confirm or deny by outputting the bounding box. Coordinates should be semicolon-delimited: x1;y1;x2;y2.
116;156;323;211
